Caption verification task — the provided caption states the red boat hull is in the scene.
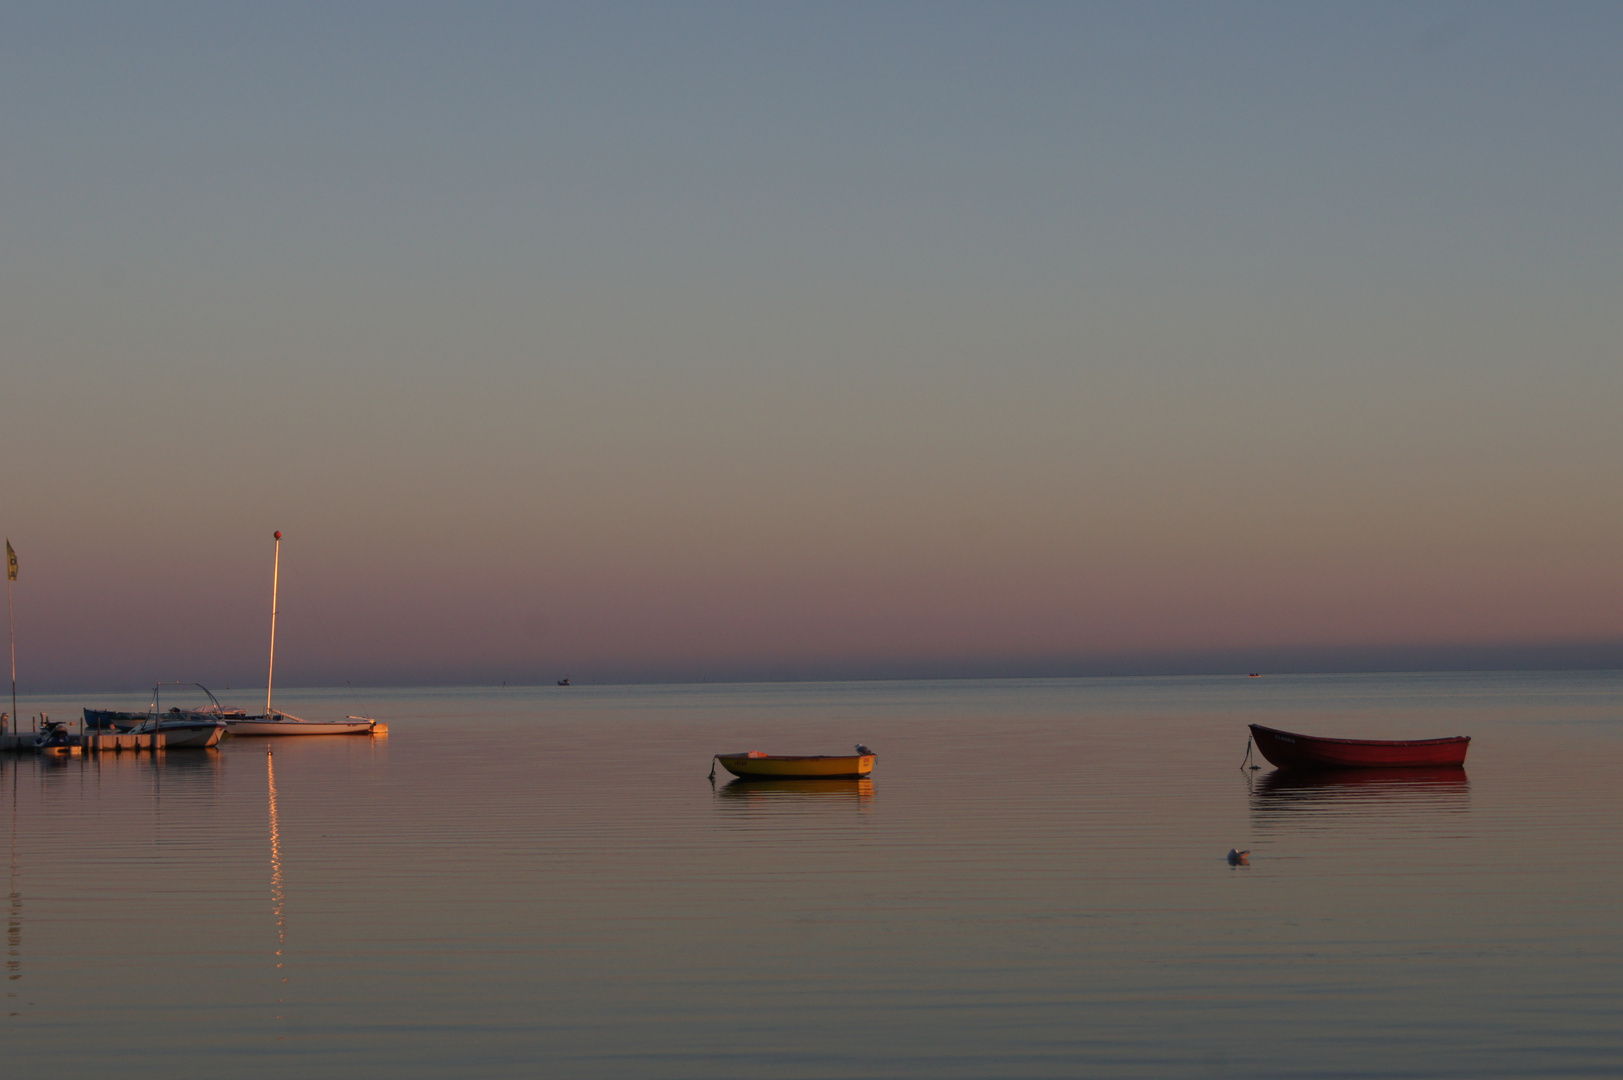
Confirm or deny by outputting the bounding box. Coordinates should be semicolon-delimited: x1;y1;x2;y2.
1249;723;1469;769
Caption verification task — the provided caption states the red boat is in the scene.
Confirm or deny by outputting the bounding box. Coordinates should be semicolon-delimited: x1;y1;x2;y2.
1248;723;1469;770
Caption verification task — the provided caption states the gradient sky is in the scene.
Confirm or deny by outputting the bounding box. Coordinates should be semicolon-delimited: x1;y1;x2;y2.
2;2;1620;690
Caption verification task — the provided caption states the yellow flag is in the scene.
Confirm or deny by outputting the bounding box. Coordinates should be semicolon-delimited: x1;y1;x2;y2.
5;540;14;582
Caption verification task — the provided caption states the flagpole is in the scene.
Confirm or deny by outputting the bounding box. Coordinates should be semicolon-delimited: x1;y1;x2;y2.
5;540;15;737
266;532;281;718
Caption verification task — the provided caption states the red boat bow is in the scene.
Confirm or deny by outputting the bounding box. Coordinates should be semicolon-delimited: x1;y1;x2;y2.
1248;723;1469;770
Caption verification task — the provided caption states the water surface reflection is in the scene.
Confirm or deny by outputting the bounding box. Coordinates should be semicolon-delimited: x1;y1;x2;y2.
1251;766;1471;818
6;761;19;997
714;776;874;808
4;676;1622;1080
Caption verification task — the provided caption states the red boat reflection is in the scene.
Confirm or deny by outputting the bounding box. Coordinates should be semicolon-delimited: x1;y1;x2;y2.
1251;765;1470;814
1255;765;1470;795
1249;723;1469;769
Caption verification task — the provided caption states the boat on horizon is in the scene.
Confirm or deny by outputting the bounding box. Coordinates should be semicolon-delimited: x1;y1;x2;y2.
1248;723;1469;770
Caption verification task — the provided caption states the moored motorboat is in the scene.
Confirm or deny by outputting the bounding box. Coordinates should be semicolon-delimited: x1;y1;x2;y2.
1248;723;1469;769
130;712;226;748
712;749;876;780
126;683;230;748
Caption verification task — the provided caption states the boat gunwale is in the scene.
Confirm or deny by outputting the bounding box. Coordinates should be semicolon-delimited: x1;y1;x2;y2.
713;752;876;779
714;753;875;763
1248;723;1469;749
225;720;375;734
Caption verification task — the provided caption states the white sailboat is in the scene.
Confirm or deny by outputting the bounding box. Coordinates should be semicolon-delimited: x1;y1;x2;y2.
227;714;376;736
223;532;380;738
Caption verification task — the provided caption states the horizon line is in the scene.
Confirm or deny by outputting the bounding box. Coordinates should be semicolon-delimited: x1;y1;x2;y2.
19;659;1623;699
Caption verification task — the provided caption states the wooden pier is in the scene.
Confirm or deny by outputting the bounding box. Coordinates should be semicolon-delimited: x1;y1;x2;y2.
2;732;167;753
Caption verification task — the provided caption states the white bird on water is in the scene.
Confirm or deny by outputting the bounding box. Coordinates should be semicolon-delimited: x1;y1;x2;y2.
1228;849;1250;865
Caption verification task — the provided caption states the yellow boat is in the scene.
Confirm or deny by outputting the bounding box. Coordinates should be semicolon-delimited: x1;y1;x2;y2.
712;750;876;779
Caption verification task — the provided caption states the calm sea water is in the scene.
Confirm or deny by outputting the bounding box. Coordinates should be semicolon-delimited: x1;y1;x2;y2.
5;672;1622;1079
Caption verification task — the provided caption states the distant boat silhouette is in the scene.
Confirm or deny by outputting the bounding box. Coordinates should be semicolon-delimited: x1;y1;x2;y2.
557;678;570;686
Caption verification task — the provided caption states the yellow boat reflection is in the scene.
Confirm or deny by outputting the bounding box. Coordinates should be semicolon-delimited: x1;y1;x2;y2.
717;777;875;801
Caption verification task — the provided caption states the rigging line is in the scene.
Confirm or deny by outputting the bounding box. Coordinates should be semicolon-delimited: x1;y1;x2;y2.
345;680;377;724
288;554;364;709
282;561;378;727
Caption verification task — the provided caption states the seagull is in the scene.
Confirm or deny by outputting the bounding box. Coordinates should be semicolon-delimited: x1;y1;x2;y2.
855;744;873;755
1228;849;1250;865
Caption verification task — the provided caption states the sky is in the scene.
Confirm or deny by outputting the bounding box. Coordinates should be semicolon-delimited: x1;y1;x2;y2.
1;1;1620;691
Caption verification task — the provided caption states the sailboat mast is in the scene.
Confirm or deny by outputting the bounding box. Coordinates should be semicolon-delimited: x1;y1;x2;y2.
266;531;281;717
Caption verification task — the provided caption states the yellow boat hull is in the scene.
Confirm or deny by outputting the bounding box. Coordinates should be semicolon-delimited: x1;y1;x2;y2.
714;753;875;779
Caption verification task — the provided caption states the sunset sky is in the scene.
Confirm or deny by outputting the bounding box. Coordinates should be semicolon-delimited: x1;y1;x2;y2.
2;2;1620;690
